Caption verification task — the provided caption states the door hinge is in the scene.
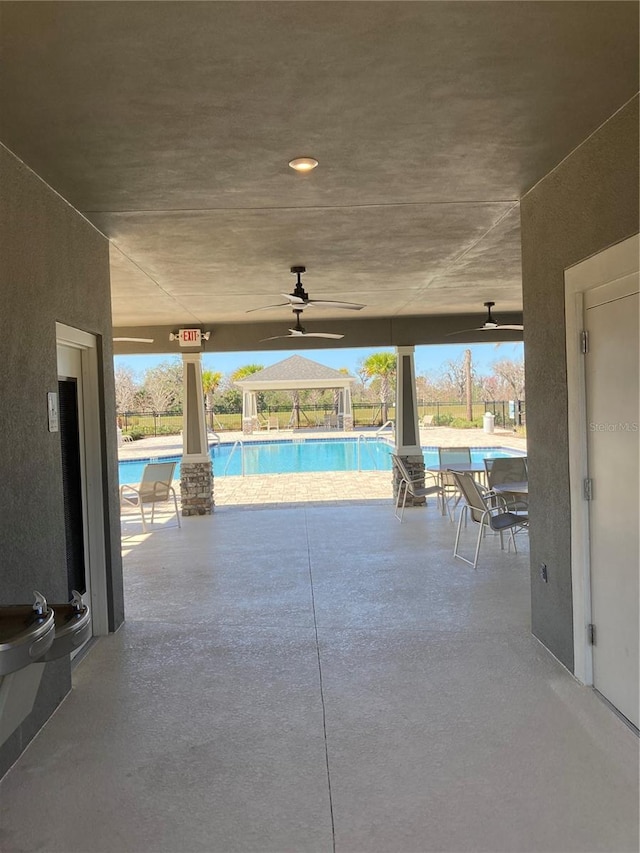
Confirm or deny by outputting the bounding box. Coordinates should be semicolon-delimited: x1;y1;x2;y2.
583;477;593;501
587;624;596;646
580;330;589;354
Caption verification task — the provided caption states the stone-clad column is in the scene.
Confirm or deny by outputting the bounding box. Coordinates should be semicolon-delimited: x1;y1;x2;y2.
393;346;426;506
180;353;214;515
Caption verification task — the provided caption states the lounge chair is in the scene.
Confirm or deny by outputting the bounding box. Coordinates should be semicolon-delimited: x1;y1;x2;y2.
120;461;181;532
421;414;435;428
391;453;441;522
452;471;528;569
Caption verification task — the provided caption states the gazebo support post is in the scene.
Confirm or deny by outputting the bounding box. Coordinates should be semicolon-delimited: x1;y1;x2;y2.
242;390;258;434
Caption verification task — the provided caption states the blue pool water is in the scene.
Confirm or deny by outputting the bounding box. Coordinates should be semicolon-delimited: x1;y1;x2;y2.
118;439;524;484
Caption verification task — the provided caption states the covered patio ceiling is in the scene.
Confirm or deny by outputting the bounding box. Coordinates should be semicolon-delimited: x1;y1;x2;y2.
0;2;637;351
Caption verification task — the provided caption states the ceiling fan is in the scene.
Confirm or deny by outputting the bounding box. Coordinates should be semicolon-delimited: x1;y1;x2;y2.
247;266;365;313
113;337;154;343
446;302;524;335
260;309;344;341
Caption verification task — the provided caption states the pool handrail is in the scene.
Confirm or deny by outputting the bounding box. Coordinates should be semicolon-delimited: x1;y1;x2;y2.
357;433;380;472
223;439;245;476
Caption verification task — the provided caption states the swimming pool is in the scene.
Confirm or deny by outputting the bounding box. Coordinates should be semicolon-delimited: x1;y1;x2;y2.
118;438;524;483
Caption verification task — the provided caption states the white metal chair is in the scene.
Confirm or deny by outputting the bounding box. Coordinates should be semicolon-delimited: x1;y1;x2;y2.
452;471;527;569
120;461;181;532
391;453;441;522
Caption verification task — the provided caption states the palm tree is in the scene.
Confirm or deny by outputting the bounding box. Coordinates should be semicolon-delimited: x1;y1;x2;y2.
231;363;264;383
363;352;396;423
202;369;223;427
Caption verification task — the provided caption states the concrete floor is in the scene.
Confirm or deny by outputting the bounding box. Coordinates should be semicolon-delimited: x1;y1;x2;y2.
1;500;638;853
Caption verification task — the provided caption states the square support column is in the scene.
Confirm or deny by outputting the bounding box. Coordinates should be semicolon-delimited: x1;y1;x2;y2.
180;353;214;515
393;346;426;506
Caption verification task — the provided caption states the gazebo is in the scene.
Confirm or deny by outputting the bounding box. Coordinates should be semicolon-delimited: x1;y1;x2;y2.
234;355;355;434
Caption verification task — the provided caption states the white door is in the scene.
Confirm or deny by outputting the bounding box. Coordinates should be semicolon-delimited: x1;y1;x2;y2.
584;275;639;728
57;343;93;644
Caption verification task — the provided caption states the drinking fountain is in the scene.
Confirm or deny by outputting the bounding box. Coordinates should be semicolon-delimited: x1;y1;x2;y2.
0;591;90;746
0;592;55;677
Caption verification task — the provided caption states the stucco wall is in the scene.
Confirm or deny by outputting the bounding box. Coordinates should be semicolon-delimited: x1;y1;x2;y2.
0;145;124;776
520;96;639;669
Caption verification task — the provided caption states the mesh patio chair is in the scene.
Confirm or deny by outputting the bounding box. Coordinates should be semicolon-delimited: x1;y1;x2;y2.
391;453;441;522
120;461;181;532
438;446;472;521
452;471;528;569
486;456;528;511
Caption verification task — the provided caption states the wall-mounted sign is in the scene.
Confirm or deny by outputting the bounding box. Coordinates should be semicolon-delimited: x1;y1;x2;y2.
178;329;201;347
47;392;59;432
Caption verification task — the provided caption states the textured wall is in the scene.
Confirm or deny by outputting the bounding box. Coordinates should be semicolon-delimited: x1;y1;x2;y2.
0;145;124;776
520;96;640;669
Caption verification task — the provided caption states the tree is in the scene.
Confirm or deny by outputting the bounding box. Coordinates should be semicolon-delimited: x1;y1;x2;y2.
231;364;264;383
363;352;396;423
202;370;223;410
355;359;370;396
114;366;139;413
141;360;183;412
464;348;473;422
492;358;525;399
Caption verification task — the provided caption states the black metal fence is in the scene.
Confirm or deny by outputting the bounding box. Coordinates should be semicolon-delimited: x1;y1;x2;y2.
118;399;525;437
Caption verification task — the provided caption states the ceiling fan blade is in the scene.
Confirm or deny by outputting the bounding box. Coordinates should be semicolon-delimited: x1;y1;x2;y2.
302;332;344;339
280;293;307;305
307;299;364;310
113;337;155;343
445;325;523;336
246;302;291;313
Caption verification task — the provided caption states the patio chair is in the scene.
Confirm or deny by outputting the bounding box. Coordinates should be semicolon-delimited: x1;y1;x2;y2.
120;461;181;532
485;456;528;510
452;471;528;569
421;414;435;428
267;415;279;431
391;453;441;523
438;446;472;521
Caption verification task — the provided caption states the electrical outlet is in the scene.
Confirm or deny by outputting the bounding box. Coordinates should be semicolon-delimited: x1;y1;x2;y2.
539;563;548;583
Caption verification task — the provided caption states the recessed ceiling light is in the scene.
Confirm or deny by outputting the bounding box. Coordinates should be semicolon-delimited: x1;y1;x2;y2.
288;157;319;172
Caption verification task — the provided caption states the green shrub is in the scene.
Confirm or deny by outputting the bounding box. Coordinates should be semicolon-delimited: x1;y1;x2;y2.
124;428;145;441
448;416;484;429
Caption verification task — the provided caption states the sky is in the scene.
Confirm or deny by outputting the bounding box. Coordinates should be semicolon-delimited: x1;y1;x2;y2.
114;341;524;379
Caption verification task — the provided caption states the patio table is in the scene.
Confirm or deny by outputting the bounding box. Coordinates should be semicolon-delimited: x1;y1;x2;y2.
492;481;528;496
426;462;487;516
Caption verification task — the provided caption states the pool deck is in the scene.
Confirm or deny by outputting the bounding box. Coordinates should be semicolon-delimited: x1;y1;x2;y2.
118;426;526;510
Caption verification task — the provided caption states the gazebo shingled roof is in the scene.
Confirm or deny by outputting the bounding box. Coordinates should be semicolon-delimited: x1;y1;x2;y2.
234;355;354;389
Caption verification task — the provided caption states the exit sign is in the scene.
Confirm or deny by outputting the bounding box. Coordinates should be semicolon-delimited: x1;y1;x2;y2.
178;329;201;347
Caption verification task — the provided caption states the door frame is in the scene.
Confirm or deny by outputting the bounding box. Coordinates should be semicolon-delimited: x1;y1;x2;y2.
56;323;109;636
564;234;639;684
